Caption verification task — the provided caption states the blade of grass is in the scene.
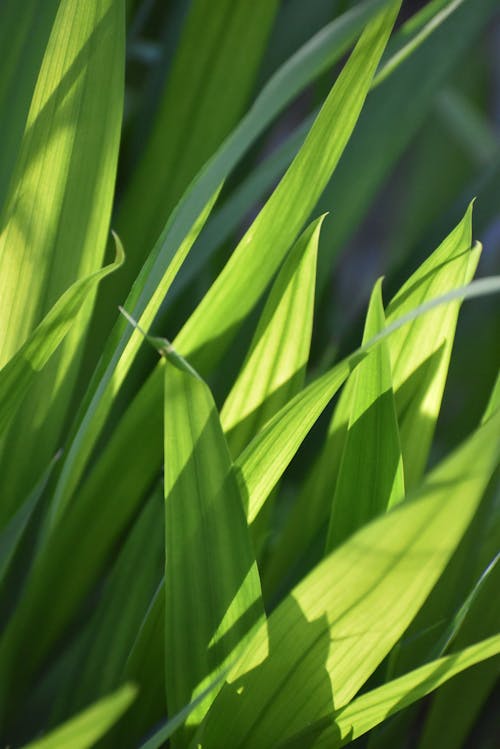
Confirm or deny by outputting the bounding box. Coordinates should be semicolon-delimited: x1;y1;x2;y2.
110;0;279;311
0;0;60;212
315;0;497;287
325;278;404;552
221;216;323;457
162;349;266;738
174;0;402;372
0;240;124;445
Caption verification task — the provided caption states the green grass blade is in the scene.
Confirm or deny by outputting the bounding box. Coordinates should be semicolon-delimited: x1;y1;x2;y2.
325;279;404;552
112;0;279;311
0;0;60;212
0;0;125;515
0;242;123;445
313;635;500;748
21;685;136;749
163;353;265;737
222;216;323;457
236;357;362;525
175;1;401;371
385;203;480;488
194;410;500;749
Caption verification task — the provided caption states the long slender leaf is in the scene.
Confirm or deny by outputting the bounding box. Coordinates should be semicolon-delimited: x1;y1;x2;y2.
175;1;401;371
326;278;404;552
222;216;323;456
163;351;265;737
315;0;497;287
0;0;60;212
115;0;279;296
0;241;124;446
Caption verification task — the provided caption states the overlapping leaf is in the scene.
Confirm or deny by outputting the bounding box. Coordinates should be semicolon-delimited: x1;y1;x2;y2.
222;217;322;457
194;409;500;748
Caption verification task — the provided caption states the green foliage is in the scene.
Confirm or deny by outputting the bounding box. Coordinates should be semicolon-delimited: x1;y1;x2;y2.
0;1;498;747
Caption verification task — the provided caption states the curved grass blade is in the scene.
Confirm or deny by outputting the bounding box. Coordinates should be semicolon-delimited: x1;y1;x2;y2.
194;410;500;749
315;0;497;286
168;0;476;310
0;240;124;442
175;1;401;371
222;216;323;457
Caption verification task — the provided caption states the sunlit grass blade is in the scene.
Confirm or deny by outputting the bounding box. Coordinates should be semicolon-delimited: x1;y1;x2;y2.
325;279;404;552
0;241;123;446
175;1;401;372
0;0;125;515
194;410;500;749
21;684;136;749
385;203;479;488
48;192;217;529
162;350;265;739
311;635;500;749
222;216;323;456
